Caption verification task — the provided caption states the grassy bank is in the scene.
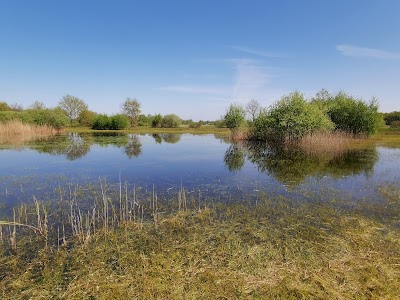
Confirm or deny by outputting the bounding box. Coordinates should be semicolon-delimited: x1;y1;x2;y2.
65;125;230;135
0;188;399;299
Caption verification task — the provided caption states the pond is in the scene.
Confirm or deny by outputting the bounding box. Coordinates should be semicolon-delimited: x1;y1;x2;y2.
0;132;399;209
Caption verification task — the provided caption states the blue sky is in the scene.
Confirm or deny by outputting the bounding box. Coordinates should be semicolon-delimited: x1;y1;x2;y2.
1;0;399;120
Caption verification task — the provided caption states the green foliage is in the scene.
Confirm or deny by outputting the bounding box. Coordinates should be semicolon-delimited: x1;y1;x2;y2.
58;94;88;123
77;110;96;127
224;104;246;133
326;92;381;136
92;114;129;130
252;92;334;141
188;122;202;128
151;114;162;128
122;98;141;127
92;114;111;130
390;120;400;128
214;119;226;128
138;114;148;126
110;114;129;130
0;101;12;111
383;111;400;125
0;108;69;129
161;114;182;128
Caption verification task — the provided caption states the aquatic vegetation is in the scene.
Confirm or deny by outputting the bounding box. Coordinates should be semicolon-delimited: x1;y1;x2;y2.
0;184;399;299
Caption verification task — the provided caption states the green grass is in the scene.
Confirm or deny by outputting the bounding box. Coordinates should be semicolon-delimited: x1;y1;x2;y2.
65;125;230;135
0;190;399;299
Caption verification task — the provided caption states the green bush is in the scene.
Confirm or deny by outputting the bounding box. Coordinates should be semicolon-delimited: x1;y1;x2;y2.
92;114;111;130
92;114;129;130
224;104;246;133
77;110;96;127
327;92;381;136
252;92;334;141
161;114;182;128
391;120;400;128
110;114;129;130
384;111;400;126
151;114;162;128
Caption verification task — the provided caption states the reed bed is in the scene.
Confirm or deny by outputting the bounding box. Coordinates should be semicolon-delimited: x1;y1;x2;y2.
0;120;58;145
298;131;354;157
0;182;399;299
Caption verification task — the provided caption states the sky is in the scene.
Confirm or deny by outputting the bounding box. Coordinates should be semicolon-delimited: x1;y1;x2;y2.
1;0;399;120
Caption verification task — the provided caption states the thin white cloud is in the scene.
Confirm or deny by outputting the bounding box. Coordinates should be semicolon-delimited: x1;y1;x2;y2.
231;46;287;58
336;44;400;60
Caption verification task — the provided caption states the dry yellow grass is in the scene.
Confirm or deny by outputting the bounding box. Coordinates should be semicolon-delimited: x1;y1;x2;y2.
0;120;59;145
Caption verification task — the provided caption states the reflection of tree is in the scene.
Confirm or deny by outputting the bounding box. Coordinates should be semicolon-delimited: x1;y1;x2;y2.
65;133;91;160
32;133;90;160
162;134;181;144
92;132;128;147
124;134;142;158
223;144;245;171
152;134;162;144
223;141;379;186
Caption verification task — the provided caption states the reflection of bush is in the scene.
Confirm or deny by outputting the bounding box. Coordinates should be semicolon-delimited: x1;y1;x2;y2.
223;141;379;185
152;134;162;144
162;134;181;144
124;135;142;158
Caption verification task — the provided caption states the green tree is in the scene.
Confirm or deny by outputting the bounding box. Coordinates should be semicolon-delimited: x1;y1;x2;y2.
383;111;400;125
151;114;162;128
122;98;141;127
77;110;97;127
224;104;246;134
58;94;88;123
161;114;182;128
138;114;149;126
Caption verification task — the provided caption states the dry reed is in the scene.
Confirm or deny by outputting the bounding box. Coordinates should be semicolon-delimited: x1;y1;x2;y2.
298;131;354;157
0;120;58;145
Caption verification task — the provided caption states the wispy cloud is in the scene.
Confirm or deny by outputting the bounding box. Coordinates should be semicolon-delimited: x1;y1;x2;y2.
336;44;400;60
231;46;287;58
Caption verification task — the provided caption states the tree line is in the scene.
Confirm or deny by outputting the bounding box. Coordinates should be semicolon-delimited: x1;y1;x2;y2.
0;96;188;130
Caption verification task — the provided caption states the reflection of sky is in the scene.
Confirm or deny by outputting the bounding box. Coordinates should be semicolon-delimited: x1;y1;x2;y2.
0;134;399;206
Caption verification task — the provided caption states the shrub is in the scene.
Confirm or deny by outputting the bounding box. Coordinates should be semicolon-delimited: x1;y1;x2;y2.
110;114;129;130
391;120;400;128
151;114;162;128
161;114;182;128
327;92;381;136
224;104;246;133
0;109;69;130
252;92;334;141
77;110;96;127
384;111;400;125
92;114;111;130
188;122;202;128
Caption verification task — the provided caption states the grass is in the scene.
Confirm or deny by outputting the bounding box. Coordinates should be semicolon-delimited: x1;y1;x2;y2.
65;125;230;135
0;183;399;299
0;120;59;145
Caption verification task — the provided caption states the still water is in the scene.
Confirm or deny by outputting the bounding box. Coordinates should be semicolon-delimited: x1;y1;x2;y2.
0;132;399;206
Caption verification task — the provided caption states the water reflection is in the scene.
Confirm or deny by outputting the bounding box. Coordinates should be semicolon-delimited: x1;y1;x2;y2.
124;134;142;158
30;132;143;160
223;141;378;185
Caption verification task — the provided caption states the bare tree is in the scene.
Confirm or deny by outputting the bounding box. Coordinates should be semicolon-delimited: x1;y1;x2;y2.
58;94;88;123
122;98;141;127
246;99;261;121
29;101;46;110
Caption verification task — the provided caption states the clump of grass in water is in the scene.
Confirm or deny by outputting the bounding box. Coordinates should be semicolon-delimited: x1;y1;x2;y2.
0;186;399;299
